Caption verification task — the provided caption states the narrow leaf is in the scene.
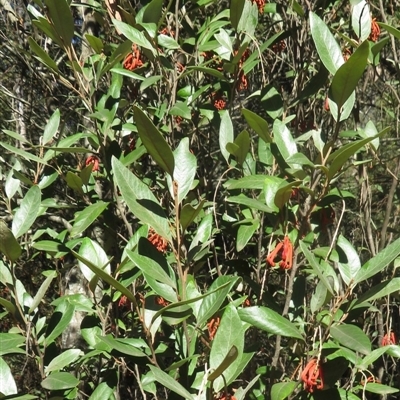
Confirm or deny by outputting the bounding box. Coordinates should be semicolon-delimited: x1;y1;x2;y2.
70;201;109;238
43;109;60;145
0;220;21;262
219;110;234;163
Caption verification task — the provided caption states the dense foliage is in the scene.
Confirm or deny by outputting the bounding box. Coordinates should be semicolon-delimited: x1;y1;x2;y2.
1;0;400;399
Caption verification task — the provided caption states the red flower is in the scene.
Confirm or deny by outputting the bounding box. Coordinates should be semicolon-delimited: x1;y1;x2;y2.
252;0;265;13
208;316;221;340
369;18;380;42
86;155;100;172
301;358;324;393
382;331;397;346
118;295;131;310
211;91;226;110
266;236;293;270
123;44;144;71
148;228;168;253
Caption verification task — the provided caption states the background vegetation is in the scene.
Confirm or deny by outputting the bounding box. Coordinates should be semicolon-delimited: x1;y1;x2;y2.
1;0;400;399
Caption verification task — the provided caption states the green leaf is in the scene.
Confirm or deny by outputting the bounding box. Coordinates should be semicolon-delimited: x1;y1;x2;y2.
0;358;17;395
71;250;138;309
168;137;197;203
180;200;205;233
226;194;275;213
378;22;400;40
273;120;298;167
41;372;79;390
355;235;400;284
186;66;226;80
274;180;302;210
29;270;57;314
147;365;195;400
45;349;82;373
0;220;21;262
237;220;259;252
197;276;240;326
233;130;250;166
299;241;334;295
0;142;45;164
0;298;17;317
141;0;163;24
127;250;176;289
88;382;114;400
295;64;329;103
330;324;371;355
310;12;344;74
12;185;41;238
43;0;74;47
43;109;60;145
329;40;369;112
158;34;180;50
134;106;175;176
70;201;109;238
45;303;75;346
270;381;298;400
98;336;147;357
225;175;268;190
85;34;104;53
238;306;303;340
113;20;156;55
0;333;25;356
351;0;371;41
65;171;84;195
337;235;361;286
360;383;399;395
355;278;400;306
219;110;234;164
210;304;244;391
28;37;60;73
230;0;246;30
356;347;388;370
112;157;172;241
242;108;272;143
327;129;387;180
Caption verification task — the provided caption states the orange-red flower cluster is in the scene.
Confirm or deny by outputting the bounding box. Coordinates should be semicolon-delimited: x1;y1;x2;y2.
208;316;220;340
214;394;237;400
148;227;168;253
382;331;397;346
86;155;100;172
272;40;286;54
266;236;293;270
211;91;227;110
155;296;169;307
301;358;324;393
118;295;131;310
236;49;251;91
369;18;380;42
252;0;265;13
123;44;144;71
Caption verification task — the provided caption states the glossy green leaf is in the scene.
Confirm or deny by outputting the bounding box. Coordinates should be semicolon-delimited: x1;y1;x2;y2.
351;0;370;41
238;306;303;340
230;0;246;30
45;349;82;373
355;235;400;283
167;138;197;203
65;171;84;195
141;0;163;24
78;238;111;283
360;383;399;395
43;0;74;47
71;250;138;309
227;194;275;213
356;347;388;370
378;22;400;40
0;358;17;395
1;142;45;164
29;270;57;314
310;280;330;314
88;382;113;400
134;106;174;176
330;324;371;355
263;176;283;212
12;185;41;239
242;108;272;143
310;12;344;74
0;220;21;262
43;109;60;145
273;119;298;166
234;130;250;166
0;334;25;356
85;34;104;53
28;37;59;73
197;276;240;326
219;110;234;164
0;298;17;317
270;381;298;400
112;157;172;241
237;220;259;252
330;40;369;112
225;175;268;190
127;250;176;289
148;365;195;400
45;302;75;346
113;20;156;55
327;129;387;180
98;336;147;357
180;200;205;233
70;201;109;238
337;235;361;286
210;303;244;390
299;241;334;295
355;278;400;306
41;372;79;390
275;180;302;210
